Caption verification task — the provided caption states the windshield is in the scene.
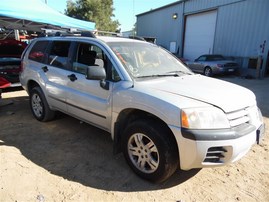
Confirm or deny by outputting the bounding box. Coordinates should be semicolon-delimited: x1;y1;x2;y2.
107;42;192;78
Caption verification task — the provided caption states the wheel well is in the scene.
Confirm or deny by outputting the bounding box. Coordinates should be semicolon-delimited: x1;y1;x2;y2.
27;80;40;92
113;109;178;155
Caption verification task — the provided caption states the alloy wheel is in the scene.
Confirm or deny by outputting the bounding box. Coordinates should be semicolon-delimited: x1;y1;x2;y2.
127;133;160;174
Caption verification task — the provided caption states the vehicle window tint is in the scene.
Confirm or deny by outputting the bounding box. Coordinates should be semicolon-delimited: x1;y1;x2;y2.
73;43;105;74
73;42;121;82
207;55;225;61
0;45;24;56
48;41;71;69
28;41;49;63
111;63;121;82
197;56;206;61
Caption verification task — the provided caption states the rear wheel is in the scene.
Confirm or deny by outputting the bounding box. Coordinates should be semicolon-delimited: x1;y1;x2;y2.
122;119;179;182
204;66;212;77
30;86;55;122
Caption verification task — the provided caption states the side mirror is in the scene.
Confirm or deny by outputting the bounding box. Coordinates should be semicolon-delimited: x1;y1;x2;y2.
86;66;106;80
86;66;109;90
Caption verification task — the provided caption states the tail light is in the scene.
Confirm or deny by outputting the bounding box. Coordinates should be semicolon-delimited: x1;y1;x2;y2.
0;77;11;88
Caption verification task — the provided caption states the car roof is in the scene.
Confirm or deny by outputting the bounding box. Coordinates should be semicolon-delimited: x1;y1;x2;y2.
96;36;146;43
32;35;146;45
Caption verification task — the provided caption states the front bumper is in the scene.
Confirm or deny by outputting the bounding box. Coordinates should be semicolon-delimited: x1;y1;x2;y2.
170;123;265;170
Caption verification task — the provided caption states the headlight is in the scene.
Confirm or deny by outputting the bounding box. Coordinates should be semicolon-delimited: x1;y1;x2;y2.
181;107;230;129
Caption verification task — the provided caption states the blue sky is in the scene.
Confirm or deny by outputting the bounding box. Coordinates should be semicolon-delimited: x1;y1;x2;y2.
43;0;176;31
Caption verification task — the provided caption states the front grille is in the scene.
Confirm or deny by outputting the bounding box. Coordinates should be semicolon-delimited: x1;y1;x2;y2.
226;108;250;127
204;147;227;163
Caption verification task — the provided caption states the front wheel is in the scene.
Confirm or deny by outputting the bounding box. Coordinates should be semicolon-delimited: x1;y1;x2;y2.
204;67;213;77
122;119;179;182
29;86;55;122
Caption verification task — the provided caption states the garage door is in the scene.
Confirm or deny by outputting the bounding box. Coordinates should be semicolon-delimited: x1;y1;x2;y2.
183;10;217;61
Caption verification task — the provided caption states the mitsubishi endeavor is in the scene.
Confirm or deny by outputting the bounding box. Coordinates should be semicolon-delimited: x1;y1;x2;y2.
20;34;264;182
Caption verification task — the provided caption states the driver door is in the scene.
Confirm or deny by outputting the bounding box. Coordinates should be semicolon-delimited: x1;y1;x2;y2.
65;41;114;131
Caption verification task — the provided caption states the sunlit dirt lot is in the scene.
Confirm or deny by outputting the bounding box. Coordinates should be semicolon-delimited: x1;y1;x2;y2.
0;77;268;202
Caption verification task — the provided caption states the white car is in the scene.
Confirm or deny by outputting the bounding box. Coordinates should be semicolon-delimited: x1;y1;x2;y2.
20;34;264;182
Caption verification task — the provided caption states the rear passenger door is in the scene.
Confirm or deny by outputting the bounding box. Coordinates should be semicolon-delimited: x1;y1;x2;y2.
43;40;73;112
66;41;116;131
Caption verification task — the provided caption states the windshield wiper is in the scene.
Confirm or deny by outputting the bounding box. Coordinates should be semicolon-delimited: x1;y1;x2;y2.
136;70;192;78
166;70;192;75
137;73;179;78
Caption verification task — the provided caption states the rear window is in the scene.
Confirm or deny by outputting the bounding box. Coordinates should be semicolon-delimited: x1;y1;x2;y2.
28;41;49;63
0;44;25;57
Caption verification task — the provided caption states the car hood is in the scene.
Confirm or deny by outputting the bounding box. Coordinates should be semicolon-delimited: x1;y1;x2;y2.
141;74;256;113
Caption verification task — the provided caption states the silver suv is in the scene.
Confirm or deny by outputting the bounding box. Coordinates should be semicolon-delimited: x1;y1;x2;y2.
20;34;264;182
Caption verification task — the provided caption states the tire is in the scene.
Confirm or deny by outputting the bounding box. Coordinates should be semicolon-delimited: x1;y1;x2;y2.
29;86;55;122
122;119;179;183
204;66;213;77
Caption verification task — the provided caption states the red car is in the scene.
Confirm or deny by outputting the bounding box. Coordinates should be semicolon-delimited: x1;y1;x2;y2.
0;39;27;84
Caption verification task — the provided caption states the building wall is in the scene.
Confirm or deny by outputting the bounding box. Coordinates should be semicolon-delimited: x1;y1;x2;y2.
183;0;242;13
136;0;269;76
137;3;183;51
215;0;269;57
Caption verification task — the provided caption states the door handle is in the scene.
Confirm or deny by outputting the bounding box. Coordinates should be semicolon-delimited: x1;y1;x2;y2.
42;66;48;72
67;74;77;82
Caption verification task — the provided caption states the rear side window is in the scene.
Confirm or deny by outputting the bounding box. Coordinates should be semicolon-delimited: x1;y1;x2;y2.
28;41;49;63
48;41;71;69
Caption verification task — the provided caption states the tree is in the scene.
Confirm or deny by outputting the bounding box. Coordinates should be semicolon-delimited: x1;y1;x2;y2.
65;0;120;32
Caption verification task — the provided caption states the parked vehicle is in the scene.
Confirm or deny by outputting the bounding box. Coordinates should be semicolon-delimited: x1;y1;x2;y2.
20;35;264;182
0;76;11;101
187;54;239;76
0;39;27;85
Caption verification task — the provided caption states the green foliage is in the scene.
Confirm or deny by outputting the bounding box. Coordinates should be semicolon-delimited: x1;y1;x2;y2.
65;0;120;32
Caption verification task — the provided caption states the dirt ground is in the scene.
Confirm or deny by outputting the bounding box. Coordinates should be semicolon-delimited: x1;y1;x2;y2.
0;76;268;202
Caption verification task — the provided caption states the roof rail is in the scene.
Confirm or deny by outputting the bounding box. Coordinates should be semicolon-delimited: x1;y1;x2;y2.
128;35;146;41
40;28;96;38
93;30;122;37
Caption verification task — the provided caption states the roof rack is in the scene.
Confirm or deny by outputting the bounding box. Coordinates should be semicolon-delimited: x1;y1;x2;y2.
93;30;122;37
38;29;151;43
40;28;96;38
128;35;146;41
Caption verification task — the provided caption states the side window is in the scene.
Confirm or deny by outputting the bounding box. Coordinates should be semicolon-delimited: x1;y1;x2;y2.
28;41;49;63
110;61;121;82
72;42;121;82
105;55;121;82
48;41;71;69
197;56;206;62
73;43;104;74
